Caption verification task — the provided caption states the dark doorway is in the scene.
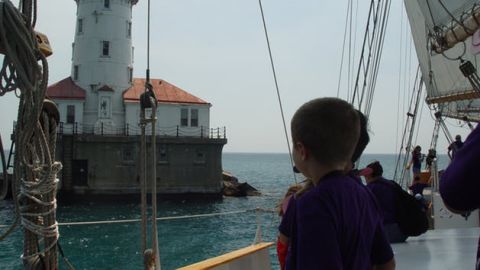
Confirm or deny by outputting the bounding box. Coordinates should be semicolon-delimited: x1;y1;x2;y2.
72;160;88;186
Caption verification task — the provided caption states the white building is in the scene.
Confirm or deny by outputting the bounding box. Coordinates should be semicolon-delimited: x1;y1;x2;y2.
48;0;212;137
47;77;86;134
123;78;211;137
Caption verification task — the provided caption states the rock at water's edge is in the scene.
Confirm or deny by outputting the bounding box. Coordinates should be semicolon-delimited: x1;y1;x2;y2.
222;171;261;197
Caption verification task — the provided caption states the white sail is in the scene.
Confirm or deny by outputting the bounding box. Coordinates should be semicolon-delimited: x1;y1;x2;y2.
405;0;480;122
416;0;480;53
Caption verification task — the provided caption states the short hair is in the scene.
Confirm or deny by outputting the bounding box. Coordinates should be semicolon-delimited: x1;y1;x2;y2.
351;110;370;163
291;97;360;166
367;161;383;177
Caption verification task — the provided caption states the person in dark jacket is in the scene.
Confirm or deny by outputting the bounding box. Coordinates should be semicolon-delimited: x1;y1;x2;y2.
447;134;464;160
360;161;408;243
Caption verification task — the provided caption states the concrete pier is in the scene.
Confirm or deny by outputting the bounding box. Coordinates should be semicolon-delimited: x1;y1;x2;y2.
56;134;227;200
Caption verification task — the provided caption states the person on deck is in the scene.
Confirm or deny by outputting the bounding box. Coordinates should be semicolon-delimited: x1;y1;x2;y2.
276;109;371;269
447;134;464;160
279;98;394;270
360;161;408;243
276;183;302;270
425;148;436;171
440;125;480;270
406;145;423;184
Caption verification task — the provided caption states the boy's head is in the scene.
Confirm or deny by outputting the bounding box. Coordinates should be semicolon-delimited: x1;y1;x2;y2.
291;97;360;169
359;161;383;181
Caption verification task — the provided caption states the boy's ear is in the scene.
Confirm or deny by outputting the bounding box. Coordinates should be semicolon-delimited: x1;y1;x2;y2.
296;142;308;161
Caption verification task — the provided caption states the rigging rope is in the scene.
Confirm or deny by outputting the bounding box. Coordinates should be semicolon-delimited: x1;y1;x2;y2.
347;0;354;100
413;91;426;146
336;0;352;98
139;0;161;269
0;135;8;200
0;1;61;268
347;0;355;101
257;0;297;184
0;209;261;228
363;0;392;118
393;67;423;188
396;4;406;153
349;0;392;122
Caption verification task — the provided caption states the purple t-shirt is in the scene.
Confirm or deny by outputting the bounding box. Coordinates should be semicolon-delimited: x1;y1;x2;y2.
367;178;396;224
440;124;480;269
279;172;393;269
440;125;480;211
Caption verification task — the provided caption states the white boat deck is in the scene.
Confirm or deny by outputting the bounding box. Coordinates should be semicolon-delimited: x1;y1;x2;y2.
393;228;479;270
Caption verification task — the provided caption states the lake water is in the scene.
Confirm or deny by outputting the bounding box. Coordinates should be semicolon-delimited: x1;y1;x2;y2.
0;153;450;269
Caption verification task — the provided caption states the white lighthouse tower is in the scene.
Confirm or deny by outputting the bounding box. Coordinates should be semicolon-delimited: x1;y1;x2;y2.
71;0;138;133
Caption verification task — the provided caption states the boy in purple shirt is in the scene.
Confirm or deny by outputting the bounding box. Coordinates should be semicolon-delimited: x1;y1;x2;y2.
440;124;480;270
277;109;371;269
280;98;395;270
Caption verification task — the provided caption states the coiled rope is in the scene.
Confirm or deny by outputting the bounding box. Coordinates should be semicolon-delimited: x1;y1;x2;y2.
0;1;62;269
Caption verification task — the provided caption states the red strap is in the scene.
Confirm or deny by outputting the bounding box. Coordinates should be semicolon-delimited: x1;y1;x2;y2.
277;238;288;270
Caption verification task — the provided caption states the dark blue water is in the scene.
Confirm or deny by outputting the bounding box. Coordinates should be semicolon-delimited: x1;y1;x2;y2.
0;153;450;269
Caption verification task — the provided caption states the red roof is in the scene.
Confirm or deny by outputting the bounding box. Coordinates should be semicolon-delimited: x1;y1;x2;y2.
123;78;209;105
47;77;86;100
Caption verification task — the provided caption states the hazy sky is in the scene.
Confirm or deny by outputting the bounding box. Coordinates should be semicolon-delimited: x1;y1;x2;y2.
0;0;474;154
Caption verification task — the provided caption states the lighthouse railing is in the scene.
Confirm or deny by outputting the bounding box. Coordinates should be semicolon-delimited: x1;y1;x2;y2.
56;122;226;139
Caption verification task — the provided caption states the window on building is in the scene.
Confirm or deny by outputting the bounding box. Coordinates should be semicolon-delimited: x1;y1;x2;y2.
102;41;110;56
71;43;75;60
77;18;83;34
194;150;206;164
122;147;134;162
128;67;133;83
132;47;135;63
180;108;188;127
158;145;168;163
190;109;198;127
104;0;110;8
127;21;132;38
73;65;79;80
67;105;75;124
